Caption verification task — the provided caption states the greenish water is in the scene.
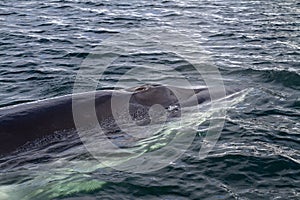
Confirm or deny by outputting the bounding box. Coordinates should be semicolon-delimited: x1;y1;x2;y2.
0;0;299;199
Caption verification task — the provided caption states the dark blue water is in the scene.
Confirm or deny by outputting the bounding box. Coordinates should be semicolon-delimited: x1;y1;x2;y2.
0;0;299;199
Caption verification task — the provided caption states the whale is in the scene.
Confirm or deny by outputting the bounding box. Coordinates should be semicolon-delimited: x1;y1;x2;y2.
0;84;238;156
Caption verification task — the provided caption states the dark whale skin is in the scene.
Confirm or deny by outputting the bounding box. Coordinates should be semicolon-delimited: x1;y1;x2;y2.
0;85;239;156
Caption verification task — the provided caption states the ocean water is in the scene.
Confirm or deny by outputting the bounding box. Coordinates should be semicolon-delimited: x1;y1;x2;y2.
0;0;299;199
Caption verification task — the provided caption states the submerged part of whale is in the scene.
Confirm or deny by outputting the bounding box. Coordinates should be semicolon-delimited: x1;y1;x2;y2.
0;84;239;155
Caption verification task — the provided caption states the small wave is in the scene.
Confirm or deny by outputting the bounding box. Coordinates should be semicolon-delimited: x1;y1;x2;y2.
62;52;89;58
262;69;300;89
231;68;300;89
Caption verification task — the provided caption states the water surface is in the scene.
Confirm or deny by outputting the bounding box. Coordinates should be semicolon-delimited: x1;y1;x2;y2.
0;0;299;199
